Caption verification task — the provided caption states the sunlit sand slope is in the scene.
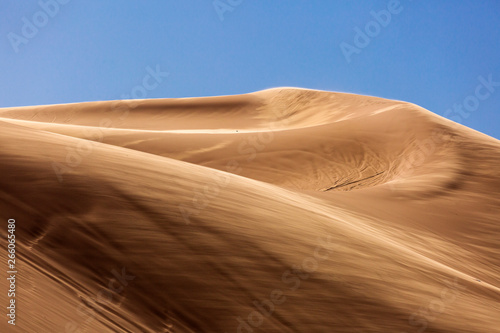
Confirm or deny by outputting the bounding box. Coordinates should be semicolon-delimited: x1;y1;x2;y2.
0;88;499;332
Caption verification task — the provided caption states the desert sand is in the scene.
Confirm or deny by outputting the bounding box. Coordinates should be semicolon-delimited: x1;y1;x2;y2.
0;88;499;332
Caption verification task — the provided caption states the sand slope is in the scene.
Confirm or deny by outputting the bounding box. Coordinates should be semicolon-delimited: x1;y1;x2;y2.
0;88;499;332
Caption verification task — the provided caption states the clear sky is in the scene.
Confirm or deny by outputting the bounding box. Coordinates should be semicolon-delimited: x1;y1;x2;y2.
1;0;499;138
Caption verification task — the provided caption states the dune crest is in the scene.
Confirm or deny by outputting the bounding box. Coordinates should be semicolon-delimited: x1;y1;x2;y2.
1;88;499;332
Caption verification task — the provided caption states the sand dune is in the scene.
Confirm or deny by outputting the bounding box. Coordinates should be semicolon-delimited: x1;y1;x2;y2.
0;88;499;332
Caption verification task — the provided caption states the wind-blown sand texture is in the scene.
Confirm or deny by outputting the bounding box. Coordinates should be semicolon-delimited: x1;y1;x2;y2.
0;88;499;332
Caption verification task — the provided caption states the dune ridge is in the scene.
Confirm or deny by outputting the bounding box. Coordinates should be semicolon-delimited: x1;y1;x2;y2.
0;88;499;332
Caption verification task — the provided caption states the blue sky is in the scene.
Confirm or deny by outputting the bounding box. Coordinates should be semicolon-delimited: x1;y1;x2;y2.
1;0;499;138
